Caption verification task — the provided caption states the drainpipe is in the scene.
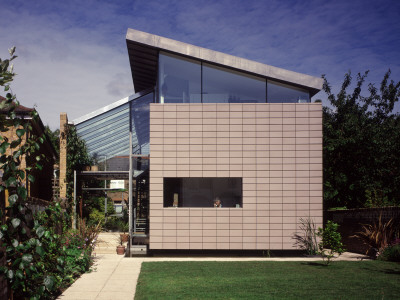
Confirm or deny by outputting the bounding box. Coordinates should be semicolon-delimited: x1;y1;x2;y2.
104;155;107;224
73;170;76;229
128;131;133;256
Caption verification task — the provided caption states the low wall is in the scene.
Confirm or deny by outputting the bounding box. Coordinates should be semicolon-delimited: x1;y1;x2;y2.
325;207;400;254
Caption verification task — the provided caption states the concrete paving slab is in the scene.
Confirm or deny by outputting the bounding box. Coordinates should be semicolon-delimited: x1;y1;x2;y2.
58;291;99;300
96;292;134;299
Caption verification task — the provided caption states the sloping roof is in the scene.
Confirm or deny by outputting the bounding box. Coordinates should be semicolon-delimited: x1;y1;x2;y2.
0;96;35;114
0;96;58;159
126;28;323;96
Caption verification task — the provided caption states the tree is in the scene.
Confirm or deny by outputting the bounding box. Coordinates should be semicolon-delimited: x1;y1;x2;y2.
44;125;60;156
65;125;92;202
323;70;400;209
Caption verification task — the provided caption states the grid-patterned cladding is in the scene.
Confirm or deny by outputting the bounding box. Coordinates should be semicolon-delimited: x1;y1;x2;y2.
149;103;323;250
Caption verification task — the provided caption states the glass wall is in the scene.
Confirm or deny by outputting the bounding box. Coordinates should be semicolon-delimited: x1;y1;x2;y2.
131;92;153;155
164;177;242;208
267;80;310;103
158;52;201;103
75;92;153;166
158;52;312;103
75;103;131;159
202;63;266;103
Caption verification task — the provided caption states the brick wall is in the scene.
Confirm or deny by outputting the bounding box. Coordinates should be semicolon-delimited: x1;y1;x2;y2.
2;121;54;201
2;125;28;170
149;103;323;250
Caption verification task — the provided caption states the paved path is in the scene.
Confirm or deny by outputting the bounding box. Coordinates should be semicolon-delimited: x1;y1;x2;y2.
58;254;141;300
58;251;369;300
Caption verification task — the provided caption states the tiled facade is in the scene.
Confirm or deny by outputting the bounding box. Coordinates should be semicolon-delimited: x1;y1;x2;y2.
149;103;323;250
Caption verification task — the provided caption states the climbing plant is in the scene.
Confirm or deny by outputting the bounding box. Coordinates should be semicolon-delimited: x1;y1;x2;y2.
0;47;61;298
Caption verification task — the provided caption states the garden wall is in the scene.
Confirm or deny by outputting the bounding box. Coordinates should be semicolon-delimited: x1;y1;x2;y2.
325;207;400;254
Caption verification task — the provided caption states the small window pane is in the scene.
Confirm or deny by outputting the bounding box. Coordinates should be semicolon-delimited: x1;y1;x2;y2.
158;52;201;103
164;178;242;208
267;81;310;103
202;63;266;103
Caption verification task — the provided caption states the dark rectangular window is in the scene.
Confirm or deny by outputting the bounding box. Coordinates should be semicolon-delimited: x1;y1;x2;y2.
164;177;242;208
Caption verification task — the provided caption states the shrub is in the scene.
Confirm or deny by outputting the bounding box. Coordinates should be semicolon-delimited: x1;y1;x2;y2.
88;208;104;226
353;214;396;257
378;244;400;262
0;202;68;299
60;219;101;285
317;221;345;265
292;217;318;255
104;216;121;231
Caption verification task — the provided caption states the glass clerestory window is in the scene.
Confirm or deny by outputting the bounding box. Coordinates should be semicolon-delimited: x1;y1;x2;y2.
202;63;266;103
158;52;201;103
267;80;310;103
157;52;310;104
164;177;242;208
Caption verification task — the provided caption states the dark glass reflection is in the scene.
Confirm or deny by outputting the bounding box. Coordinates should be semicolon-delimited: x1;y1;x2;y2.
131;92;153;155
267;81;310;103
202;63;266;103
158;52;201;103
164;177;242;208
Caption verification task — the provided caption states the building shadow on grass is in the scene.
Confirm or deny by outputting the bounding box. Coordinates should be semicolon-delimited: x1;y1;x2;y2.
301;262;329;267
382;268;400;275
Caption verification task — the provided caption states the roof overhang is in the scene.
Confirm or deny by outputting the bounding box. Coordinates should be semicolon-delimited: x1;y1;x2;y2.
126;28;323;96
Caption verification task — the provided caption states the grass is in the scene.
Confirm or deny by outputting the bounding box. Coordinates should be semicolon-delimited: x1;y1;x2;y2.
135;260;400;299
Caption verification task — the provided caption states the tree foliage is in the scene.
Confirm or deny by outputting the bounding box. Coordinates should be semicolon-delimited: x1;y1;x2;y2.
323;70;400;209
44;125;60;156
65;125;92;201
1;47;99;299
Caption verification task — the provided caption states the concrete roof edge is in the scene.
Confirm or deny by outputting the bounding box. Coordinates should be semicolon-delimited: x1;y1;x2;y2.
126;28;323;91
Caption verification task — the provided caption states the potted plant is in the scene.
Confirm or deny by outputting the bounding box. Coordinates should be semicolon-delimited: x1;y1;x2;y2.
120;221;129;243
116;234;126;255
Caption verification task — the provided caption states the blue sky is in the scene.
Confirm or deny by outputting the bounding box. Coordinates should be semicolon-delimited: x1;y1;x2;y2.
1;0;399;129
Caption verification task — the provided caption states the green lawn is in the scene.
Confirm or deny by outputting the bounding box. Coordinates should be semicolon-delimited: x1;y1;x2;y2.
135;261;400;299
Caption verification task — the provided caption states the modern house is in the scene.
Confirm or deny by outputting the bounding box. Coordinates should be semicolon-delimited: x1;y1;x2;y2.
72;28;323;252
